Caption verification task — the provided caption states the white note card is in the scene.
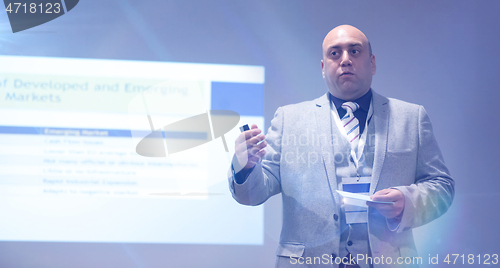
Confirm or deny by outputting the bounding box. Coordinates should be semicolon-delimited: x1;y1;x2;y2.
336;190;395;204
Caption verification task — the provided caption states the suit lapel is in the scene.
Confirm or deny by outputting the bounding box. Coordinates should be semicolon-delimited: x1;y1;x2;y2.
314;94;338;193
370;91;389;194
313;91;389;195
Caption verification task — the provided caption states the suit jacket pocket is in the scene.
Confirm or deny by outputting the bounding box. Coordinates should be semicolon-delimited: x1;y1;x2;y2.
276;242;305;257
398;245;420;267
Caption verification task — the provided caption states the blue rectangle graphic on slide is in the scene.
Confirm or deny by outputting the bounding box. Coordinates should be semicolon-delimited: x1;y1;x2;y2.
0;56;265;245
211;82;264;116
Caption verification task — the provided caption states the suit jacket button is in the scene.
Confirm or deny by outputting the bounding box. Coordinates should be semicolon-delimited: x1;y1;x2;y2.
347;240;353;246
333;214;339;221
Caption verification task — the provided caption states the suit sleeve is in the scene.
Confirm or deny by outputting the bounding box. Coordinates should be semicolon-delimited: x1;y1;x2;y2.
228;107;284;206
391;105;455;232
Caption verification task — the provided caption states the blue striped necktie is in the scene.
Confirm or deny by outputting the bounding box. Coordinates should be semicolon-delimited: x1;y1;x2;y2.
341;102;360;150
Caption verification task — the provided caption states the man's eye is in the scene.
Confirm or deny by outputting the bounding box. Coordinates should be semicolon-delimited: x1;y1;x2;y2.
352;49;359;54
331;51;338;56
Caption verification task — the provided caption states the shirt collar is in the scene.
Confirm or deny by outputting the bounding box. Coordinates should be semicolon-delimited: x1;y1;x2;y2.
329;89;372;112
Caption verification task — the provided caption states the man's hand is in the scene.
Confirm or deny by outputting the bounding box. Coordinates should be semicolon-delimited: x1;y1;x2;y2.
367;188;405;219
234;124;267;170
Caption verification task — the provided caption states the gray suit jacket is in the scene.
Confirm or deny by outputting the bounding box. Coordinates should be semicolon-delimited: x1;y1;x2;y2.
229;91;454;267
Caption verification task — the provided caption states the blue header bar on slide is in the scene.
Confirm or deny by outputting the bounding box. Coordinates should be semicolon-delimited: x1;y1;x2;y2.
0;126;208;139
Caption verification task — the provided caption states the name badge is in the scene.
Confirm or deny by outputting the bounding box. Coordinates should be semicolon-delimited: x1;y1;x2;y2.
341;177;371;224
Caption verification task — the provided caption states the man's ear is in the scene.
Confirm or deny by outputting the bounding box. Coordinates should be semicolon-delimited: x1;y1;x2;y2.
321;60;325;78
371;54;376;75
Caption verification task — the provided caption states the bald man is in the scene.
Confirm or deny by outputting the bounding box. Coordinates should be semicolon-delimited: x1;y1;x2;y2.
229;25;454;268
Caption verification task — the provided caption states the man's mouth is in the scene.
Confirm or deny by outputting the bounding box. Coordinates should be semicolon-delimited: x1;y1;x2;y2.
340;72;354;76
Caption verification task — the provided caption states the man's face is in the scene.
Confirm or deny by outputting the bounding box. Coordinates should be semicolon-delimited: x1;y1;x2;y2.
321;26;376;100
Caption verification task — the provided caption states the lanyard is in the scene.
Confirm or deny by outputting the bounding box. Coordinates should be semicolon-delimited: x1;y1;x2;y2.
331;99;373;169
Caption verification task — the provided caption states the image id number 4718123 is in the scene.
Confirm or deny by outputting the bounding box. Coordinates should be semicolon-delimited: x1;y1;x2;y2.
440;254;498;265
6;2;61;13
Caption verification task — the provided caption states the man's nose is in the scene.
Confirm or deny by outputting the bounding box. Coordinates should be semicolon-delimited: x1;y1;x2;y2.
340;51;352;66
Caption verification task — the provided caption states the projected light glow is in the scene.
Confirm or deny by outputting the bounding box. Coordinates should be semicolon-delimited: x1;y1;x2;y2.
0;55;265;245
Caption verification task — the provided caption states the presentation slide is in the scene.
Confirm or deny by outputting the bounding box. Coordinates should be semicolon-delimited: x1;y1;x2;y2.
0;55;265;245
